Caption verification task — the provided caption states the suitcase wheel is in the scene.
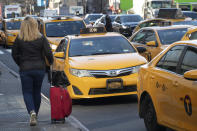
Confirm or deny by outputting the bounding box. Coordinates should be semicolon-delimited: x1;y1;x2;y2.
51;118;65;124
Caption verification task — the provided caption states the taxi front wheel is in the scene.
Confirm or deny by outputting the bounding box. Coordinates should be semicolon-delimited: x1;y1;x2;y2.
143;96;166;131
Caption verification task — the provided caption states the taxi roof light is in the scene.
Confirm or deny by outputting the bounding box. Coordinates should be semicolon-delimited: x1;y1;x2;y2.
80;27;107;34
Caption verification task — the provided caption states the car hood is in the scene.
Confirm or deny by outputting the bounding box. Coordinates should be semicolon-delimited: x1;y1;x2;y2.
47;37;63;45
7;30;19;34
69;53;147;70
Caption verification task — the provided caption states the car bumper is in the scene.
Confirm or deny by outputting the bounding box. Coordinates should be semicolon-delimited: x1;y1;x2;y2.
67;73;138;99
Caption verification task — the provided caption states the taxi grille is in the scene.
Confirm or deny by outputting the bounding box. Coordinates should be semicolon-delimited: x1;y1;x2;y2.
89;67;133;78
88;85;137;95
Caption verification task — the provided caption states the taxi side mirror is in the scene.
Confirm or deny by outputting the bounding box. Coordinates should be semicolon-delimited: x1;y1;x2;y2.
136;46;147;53
146;41;156;46
54;52;65;59
184;69;197;80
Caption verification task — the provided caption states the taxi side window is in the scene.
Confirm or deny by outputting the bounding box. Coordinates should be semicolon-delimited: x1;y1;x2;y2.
131;30;147;44
189;31;197;40
144;30;157;45
156;45;185;73
179;46;197;75
56;39;68;53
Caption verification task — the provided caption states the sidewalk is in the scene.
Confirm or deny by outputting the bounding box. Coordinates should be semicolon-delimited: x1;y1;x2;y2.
0;63;81;131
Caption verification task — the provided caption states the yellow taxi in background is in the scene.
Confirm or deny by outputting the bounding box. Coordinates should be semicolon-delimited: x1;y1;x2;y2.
38;16;86;51
132;18;172;34
137;40;197;131
129;25;197;61
3;18;22;47
52;27;147;99
0;19;6;46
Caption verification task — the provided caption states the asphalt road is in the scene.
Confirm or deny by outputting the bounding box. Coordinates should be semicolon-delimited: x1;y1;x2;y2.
0;46;146;131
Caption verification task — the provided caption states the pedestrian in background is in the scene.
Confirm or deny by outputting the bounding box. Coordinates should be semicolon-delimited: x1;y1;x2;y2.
12;16;53;126
105;14;113;32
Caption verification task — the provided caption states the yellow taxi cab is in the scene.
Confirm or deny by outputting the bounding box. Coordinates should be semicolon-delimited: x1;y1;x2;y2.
38;16;86;51
52;27;147;99
137;40;197;131
132;18;172;34
0;19;6;46
129;25;197;61
2;18;22;47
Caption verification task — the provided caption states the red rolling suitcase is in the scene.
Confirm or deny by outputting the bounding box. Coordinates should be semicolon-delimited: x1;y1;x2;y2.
49;68;72;124
50;86;72;123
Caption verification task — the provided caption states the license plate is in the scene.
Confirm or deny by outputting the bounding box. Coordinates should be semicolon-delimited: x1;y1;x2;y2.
107;79;123;90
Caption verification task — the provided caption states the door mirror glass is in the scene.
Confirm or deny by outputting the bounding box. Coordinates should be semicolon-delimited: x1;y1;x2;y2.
146;41;156;46
136;46;147;53
54;52;65;58
184;69;197;80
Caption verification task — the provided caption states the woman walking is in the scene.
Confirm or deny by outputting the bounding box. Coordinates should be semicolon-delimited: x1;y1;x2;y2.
12;17;53;126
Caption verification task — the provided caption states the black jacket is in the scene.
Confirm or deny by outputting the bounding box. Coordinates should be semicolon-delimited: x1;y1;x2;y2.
12;36;53;72
105;15;113;32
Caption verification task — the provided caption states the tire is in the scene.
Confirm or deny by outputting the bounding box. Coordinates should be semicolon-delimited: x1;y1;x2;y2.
143;96;166;131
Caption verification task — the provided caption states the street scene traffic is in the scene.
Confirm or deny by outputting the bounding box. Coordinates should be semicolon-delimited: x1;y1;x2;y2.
0;0;197;131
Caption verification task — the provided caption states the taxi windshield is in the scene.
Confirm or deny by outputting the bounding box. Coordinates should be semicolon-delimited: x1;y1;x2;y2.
151;1;172;9
69;36;136;57
6;21;21;30
158;28;187;45
45;21;85;37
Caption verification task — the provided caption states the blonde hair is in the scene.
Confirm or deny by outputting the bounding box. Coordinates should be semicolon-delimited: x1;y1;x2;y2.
18;17;41;41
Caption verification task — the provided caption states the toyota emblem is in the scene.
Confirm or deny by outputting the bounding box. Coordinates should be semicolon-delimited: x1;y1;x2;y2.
109;71;117;76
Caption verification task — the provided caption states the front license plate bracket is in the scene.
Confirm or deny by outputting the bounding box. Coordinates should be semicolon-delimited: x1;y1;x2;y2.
106;78;123;90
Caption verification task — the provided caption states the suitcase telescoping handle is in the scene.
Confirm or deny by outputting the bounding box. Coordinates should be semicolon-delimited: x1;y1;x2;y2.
50;65;53;87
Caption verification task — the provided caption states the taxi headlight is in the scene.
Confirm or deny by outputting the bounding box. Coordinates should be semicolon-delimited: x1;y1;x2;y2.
51;44;57;50
70;68;92;77
7;33;15;37
132;65;144;74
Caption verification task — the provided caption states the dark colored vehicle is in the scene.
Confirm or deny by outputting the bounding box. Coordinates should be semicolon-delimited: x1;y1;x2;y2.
112;14;143;37
182;11;197;20
84;14;103;25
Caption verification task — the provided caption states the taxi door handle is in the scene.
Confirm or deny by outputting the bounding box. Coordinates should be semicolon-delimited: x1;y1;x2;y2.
173;81;178;87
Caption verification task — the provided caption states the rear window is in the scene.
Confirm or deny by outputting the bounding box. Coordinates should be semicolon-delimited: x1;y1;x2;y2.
157;28;187;45
6;21;21;30
69;36;136;57
45;21;85;37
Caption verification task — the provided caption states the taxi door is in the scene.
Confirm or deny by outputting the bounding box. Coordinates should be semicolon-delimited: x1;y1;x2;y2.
172;46;197;131
130;29;162;61
53;39;67;71
153;45;186;129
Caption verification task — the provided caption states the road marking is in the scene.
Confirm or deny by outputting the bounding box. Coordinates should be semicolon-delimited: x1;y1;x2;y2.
0;93;4;96
0;50;4;54
0;61;89;131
